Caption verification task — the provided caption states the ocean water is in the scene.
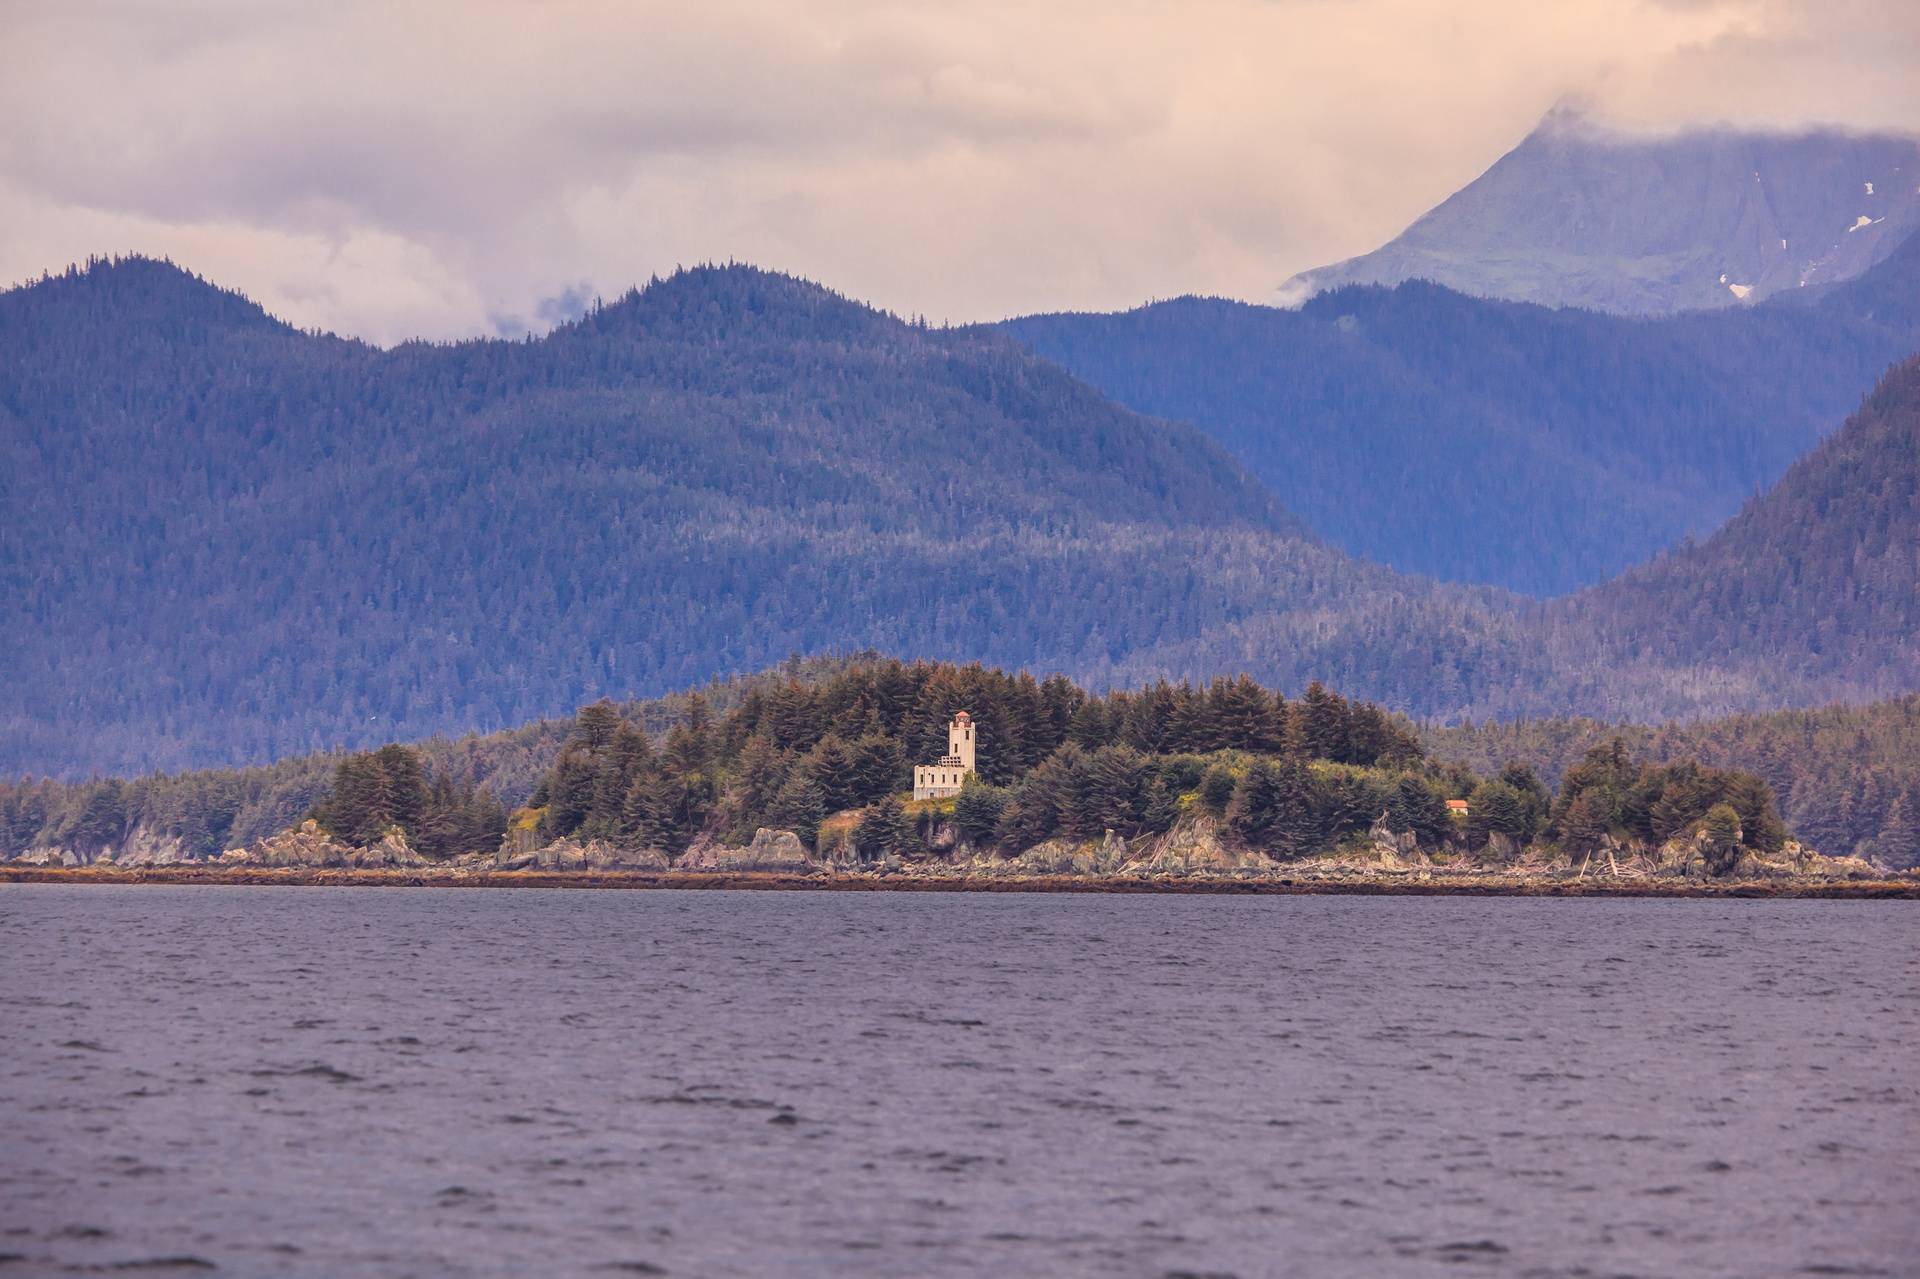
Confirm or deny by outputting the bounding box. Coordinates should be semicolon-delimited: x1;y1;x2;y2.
1;886;1914;1278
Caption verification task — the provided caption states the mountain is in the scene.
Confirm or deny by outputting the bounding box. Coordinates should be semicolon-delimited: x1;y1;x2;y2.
1083;356;1920;726
5;258;1915;780
1281;107;1920;314
1568;352;1920;698
3;256;1491;777
1001;230;1920;594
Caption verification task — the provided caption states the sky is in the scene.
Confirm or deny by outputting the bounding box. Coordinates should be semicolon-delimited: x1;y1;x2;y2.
3;0;1917;344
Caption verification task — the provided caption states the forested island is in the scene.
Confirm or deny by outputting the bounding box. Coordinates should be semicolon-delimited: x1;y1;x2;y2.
4;661;1908;894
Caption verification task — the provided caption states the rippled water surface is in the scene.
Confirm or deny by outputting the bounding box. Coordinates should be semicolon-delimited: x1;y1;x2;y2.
2;886;1915;1277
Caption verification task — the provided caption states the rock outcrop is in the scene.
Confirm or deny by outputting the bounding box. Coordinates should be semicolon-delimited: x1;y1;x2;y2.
493;837;670;872
1124;817;1280;874
675;828;816;873
15;809;1893;887
221;820;431;869
10;825;200;868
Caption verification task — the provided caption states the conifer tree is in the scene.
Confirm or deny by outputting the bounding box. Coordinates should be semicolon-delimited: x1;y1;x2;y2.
1301;682;1347;762
573;699;621;753
1872;791;1920;869
1270;757;1326;855
768;772;827;849
1141;776;1180;836
953;777;1006;847
804;735;857;812
1390;775;1451;849
852;795;913;862
1198;763;1237;817
1087;746;1145;833
1227;760;1282;846
1560;790;1610;855
1466;779;1530;849
541;747;597;837
1702;802;1744;874
848;732;905;805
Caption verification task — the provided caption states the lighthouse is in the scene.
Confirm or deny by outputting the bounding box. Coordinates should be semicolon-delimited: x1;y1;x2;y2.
912;711;977;800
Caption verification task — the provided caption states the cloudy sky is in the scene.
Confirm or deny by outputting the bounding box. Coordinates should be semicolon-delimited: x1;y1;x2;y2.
3;0;1916;343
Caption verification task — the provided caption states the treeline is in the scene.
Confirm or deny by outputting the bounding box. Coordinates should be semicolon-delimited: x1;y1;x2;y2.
1426;695;1920;867
1551;741;1785;872
0;757;336;862
522;660;1787;866
310;744;506;857
0;656;848;862
528;660;1432;856
1;659;1799;868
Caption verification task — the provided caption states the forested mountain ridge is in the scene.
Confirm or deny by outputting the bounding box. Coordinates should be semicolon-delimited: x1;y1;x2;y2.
1568;352;1920;694
1281;111;1920;314
0;256;1392;777
1001;229;1920;594
6;257;1917;780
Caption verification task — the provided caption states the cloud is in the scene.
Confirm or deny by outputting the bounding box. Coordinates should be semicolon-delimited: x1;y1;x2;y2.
1;0;1914;343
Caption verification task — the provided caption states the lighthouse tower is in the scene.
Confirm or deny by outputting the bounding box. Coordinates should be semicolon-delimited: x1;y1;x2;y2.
912;711;977;800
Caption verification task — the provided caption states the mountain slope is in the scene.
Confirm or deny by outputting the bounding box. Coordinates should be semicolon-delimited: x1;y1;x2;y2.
1001;231;1920;594
1094;356;1920;726
1282;108;1920;314
0;257;1452;777
1567;353;1920;695
5;258;1916;779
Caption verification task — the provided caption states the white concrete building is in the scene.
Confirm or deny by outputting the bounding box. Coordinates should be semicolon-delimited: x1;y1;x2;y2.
912;711;976;800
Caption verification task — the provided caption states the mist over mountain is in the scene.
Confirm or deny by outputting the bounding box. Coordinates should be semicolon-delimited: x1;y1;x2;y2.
1002;230;1920;595
1281;109;1920;315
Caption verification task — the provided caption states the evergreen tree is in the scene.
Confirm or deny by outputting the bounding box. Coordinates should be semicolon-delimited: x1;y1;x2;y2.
573;700;621;753
65;782;128;856
953;777;1007;848
848;732;905;806
1227;760;1282;846
804;735;858;813
623;772;686;853
1702;802;1744;874
1560;790;1610;855
541;747;597;837
768;772;827;849
1141;776;1180;836
852;795;914;862
1270;757;1326;855
1466;779;1530;849
1871;791;1920;870
726;734;785;836
1497;761;1551;839
1198;763;1237;817
372;744;428;836
1087;746;1146;834
1389;775;1451;849
1302;682;1347;762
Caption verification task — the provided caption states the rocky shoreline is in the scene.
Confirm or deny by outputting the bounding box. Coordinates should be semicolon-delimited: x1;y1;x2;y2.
8;813;1912;899
3;866;1914;897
